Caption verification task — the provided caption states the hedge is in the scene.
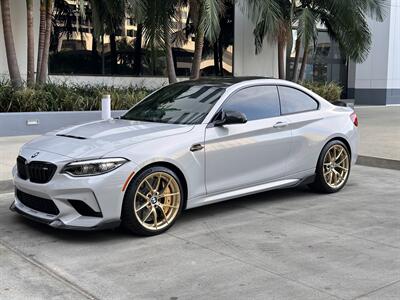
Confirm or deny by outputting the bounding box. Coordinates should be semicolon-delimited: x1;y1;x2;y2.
0;79;343;113
301;81;343;102
0;80;150;112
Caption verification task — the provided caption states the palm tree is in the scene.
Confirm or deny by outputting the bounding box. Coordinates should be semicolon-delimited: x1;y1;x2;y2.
243;0;289;79
243;0;386;81
295;0;386;81
26;0;35;87
37;0;54;84
0;0;22;88
36;0;46;82
127;0;179;83
90;0;125;75
187;0;225;80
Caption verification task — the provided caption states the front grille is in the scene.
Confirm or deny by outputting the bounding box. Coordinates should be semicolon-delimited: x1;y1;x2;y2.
16;189;60;215
27;161;57;184
17;156;57;184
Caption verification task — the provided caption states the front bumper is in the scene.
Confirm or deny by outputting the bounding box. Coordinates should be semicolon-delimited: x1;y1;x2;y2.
10;202;120;230
11;149;138;230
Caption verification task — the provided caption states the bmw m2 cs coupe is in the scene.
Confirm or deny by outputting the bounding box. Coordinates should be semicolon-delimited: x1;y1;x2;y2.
11;78;359;235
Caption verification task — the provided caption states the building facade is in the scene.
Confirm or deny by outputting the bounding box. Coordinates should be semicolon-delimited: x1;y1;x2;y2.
1;0;399;105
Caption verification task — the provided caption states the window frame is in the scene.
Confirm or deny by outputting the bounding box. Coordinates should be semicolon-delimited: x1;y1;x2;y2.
209;84;283;124
277;85;320;116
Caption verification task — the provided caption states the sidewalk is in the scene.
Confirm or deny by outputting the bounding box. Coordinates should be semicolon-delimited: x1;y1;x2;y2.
355;106;400;161
0;106;399;182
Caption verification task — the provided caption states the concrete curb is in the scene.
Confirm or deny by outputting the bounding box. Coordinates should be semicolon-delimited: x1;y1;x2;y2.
0;156;398;194
356;155;400;171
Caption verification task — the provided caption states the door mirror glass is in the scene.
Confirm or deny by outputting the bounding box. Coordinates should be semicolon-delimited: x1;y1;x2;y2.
214;110;247;126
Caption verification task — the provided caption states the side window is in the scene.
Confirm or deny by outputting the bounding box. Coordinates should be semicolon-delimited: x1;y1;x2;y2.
223;86;280;121
278;86;319;114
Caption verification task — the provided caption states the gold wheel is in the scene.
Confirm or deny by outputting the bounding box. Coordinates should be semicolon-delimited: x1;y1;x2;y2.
322;144;350;188
133;172;181;231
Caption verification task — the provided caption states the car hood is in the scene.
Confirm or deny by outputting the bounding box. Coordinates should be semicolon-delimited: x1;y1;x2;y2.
23;119;194;159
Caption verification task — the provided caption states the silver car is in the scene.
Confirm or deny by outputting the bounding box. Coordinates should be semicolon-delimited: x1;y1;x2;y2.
11;78;359;235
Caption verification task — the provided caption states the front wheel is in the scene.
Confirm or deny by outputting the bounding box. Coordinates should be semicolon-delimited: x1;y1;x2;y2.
309;140;351;193
121;166;184;236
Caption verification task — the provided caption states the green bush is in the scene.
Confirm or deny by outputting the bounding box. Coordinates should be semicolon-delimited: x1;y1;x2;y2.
0;80;151;112
301;81;343;102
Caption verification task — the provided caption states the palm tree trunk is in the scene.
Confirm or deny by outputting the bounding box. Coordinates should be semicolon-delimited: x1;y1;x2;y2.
133;23;143;76
298;42;309;82
0;0;22;88
277;39;286;79
38;0;54;84
110;32;117;74
26;0;34;87
101;35;105;75
292;37;301;82
190;27;205;80
164;25;177;84
218;37;223;76
213;42;219;76
36;0;46;82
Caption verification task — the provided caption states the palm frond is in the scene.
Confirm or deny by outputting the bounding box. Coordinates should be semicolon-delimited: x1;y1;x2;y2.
201;0;224;43
297;7;318;48
240;0;283;53
319;5;372;62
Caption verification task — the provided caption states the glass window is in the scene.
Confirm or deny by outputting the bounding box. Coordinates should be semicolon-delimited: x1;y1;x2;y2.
278;86;318;114
49;1;234;77
122;83;225;124
286;30;347;97
223;86;280;121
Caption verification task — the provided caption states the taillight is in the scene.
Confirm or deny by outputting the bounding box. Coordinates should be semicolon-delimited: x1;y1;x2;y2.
350;112;358;127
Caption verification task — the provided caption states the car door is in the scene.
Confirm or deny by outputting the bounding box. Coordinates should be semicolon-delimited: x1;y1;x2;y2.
205;85;292;195
277;85;322;175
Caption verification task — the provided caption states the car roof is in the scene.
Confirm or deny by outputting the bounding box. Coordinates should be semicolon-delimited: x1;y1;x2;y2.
176;76;274;87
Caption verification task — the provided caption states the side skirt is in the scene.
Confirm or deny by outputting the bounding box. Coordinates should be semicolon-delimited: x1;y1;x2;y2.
186;179;300;209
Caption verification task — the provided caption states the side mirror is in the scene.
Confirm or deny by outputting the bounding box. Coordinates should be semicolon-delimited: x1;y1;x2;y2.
214;110;247;126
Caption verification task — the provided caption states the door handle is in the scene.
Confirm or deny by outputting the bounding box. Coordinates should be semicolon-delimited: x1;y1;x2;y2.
190;144;204;152
273;121;289;129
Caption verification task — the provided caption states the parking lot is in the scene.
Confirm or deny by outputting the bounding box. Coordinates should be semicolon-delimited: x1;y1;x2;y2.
0;165;399;300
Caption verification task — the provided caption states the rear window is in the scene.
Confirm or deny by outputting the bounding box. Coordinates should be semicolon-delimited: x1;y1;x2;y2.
278;86;318;114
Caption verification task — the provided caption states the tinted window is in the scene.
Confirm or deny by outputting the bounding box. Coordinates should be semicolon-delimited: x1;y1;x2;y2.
278;86;318;114
223;86;280;121
122;83;225;124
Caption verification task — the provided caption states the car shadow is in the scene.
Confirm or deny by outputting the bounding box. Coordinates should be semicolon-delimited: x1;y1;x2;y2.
12;186;316;243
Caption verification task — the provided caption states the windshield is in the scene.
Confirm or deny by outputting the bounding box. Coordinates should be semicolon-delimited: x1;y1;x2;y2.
121;83;226;125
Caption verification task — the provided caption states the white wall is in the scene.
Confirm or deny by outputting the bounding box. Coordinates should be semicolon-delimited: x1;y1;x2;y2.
352;15;391;90
233;2;278;78
349;0;400;104
387;0;400;90
0;1;40;79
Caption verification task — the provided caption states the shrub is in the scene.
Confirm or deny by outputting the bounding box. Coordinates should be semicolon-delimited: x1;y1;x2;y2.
301;81;343;102
0;80;151;112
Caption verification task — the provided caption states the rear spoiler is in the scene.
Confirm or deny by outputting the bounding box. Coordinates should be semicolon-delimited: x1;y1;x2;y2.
332;99;355;109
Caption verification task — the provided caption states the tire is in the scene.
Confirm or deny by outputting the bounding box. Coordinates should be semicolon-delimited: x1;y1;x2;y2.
121;166;184;236
309;140;351;194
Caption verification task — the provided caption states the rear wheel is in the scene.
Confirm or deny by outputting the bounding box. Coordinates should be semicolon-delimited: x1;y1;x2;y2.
121;166;183;236
309;140;351;193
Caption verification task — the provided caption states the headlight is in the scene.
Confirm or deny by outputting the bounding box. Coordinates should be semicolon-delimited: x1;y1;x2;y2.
62;158;128;177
